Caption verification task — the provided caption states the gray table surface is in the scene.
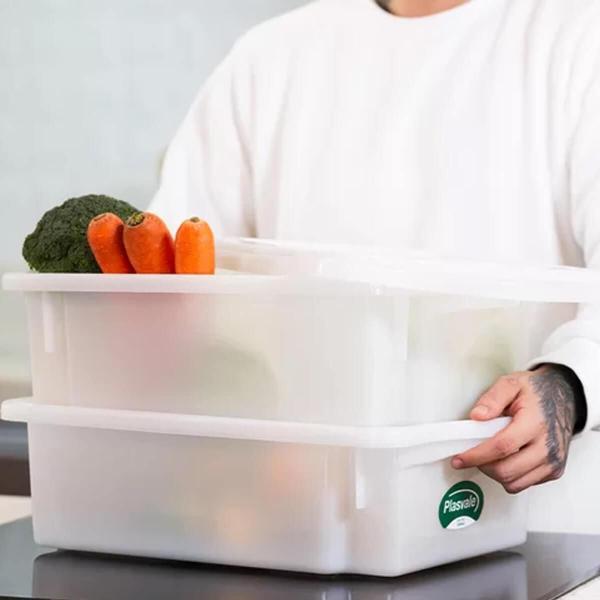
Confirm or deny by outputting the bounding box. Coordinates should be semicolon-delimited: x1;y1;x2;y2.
0;518;599;600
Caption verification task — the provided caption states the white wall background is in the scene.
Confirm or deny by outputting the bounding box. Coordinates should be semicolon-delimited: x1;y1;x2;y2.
0;0;306;371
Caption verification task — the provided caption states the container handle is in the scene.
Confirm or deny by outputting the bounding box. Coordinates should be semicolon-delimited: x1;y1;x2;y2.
1;398;511;449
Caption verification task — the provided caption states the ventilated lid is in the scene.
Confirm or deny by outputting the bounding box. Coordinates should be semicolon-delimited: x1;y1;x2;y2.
217;238;600;303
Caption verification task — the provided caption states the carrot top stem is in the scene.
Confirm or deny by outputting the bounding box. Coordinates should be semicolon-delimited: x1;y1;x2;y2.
189;217;201;223
127;212;146;227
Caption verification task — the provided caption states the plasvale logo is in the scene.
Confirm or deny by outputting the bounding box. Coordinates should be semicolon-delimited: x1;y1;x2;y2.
438;481;484;530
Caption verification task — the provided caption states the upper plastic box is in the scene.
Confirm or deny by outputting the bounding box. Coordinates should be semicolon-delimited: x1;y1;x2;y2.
4;238;600;425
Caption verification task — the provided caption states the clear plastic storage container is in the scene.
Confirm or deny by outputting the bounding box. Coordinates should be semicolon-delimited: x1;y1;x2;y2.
3;239;599;426
2;398;527;576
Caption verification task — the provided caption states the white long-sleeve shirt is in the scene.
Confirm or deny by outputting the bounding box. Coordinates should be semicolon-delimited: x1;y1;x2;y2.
151;0;600;429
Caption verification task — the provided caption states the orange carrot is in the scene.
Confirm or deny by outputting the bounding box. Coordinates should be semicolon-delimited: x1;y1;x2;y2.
87;213;135;274
175;217;215;275
123;212;175;274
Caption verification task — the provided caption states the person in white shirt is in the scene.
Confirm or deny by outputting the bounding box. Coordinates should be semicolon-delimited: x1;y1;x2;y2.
151;0;600;493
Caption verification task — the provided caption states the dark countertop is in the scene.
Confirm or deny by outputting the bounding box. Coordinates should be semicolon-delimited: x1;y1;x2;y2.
0;422;29;496
1;519;600;599
0;376;32;496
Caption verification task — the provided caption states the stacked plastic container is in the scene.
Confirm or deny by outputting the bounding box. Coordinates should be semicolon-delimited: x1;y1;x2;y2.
2;238;599;576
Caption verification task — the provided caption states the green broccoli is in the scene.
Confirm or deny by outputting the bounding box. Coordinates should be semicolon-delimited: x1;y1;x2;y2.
22;194;140;273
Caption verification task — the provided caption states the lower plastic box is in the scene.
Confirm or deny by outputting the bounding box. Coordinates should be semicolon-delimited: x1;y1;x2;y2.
1;398;528;577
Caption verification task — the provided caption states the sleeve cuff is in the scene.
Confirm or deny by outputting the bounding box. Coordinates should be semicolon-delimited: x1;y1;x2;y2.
526;338;600;433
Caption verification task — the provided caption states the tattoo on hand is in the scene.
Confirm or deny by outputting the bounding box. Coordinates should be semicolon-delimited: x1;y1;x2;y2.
531;368;576;472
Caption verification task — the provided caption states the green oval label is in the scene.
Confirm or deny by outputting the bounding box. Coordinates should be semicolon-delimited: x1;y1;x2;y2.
439;481;484;530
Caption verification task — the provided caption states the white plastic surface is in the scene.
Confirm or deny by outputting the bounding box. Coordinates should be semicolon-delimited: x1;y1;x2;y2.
218;238;600;302
2;397;528;576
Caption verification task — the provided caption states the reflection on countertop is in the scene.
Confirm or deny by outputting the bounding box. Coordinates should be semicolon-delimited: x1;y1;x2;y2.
33;545;527;600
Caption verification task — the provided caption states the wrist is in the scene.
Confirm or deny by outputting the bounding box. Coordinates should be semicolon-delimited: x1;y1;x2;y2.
531;363;587;433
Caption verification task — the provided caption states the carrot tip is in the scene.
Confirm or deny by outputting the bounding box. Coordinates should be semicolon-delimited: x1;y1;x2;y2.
189;217;202;223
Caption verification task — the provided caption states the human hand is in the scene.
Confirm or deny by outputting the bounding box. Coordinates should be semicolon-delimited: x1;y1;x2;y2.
451;365;578;494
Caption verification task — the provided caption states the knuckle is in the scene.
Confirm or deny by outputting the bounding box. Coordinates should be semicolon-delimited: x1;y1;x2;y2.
509;396;528;415
494;436;516;458
494;465;514;483
500;374;520;387
504;482;522;495
479;391;497;407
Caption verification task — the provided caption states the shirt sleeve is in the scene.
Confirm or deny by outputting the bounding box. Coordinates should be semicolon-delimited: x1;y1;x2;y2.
149;42;255;238
526;52;600;432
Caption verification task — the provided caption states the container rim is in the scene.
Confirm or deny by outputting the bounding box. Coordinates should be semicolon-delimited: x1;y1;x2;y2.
1;272;383;296
0;398;509;449
3;270;600;302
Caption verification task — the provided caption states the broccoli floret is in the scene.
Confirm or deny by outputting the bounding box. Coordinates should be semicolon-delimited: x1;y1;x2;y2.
22;194;140;273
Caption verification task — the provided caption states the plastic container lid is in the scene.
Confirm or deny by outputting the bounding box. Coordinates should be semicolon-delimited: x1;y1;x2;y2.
218;238;600;303
4;238;600;302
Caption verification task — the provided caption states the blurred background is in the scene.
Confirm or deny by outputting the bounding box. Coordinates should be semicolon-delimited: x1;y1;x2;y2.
0;0;305;492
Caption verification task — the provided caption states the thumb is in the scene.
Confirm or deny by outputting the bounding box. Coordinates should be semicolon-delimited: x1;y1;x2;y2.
471;375;522;420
